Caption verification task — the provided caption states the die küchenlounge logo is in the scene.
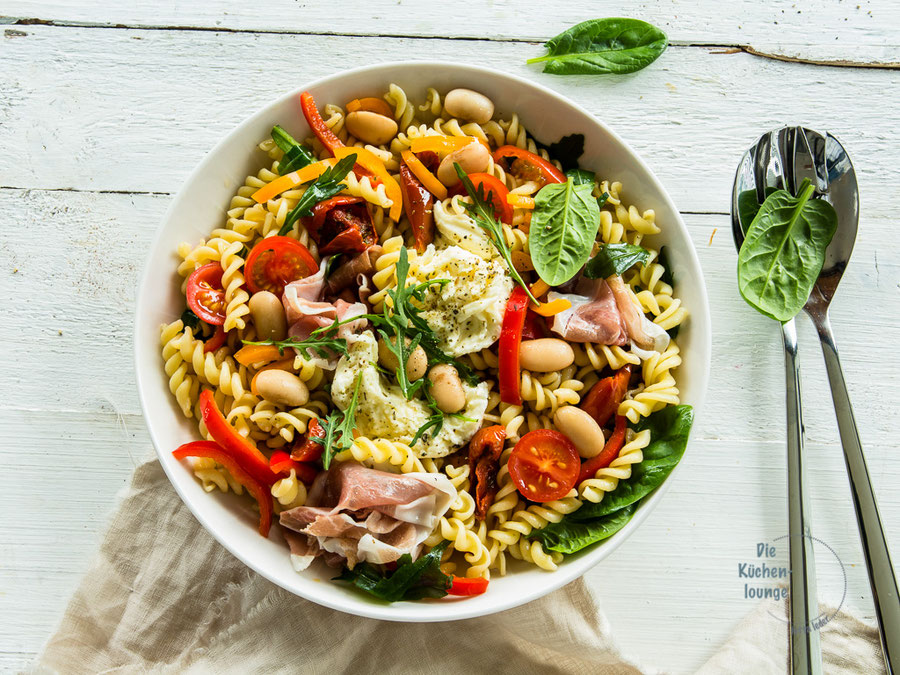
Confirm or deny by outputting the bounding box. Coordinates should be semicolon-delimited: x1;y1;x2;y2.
739;534;847;632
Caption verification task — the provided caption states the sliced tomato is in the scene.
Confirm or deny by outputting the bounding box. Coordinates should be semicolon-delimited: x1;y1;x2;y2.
580;365;632;428
448;576;489;596
508;429;580;502
203;325;228;353
291;418;325;463
186;263;227;326
269;450;319;484
449;172;513;225
399;161;435;253
244;236;319;297
492;146;566;185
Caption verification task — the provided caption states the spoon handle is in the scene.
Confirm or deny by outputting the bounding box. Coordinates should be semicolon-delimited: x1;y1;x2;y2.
815;314;900;673
782;319;823;674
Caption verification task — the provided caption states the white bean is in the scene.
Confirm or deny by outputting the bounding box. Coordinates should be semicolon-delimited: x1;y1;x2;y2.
554;406;606;459
378;337;427;381
255;370;309;407
443;88;495;124
248;291;287;342
427;364;467;413
519;338;575;372
345;110;399;146
437;142;490;186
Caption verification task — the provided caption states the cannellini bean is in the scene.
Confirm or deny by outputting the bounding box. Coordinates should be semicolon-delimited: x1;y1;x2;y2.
378;337;427;381
248;291;287;342
427;364;467;413
554;406;606;459
255;370;309;407
437;142;490;186
345;110;399;146
519;338;575;372
443;88;495;124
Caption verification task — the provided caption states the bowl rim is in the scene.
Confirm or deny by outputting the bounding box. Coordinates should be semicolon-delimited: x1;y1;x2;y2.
134;60;711;622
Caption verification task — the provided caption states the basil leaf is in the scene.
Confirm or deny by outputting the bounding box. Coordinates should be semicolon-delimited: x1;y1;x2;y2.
530;180;601;286
565;168;595;186
584;243;650;279
737;180;838;322
334;541;451;602
570;404;694;522
530;504;635;554
527;18;667;75
546;134;585;172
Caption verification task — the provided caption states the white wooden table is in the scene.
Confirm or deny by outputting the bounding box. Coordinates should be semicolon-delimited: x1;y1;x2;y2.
1;2;899;671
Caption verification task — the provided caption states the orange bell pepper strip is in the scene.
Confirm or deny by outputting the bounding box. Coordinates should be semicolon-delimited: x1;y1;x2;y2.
531;297;572;317
346;97;395;118
400;150;447;200
251;158;337;204
234;344;284;367
409;136;478;156
506;193;535;209
173;440;274;537
199;389;278;487
333;146;403;221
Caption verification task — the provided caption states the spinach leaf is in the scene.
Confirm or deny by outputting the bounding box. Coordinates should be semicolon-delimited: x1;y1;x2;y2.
546;134;585;172
527;18;668;75
565;168;595;186
271;125;315;176
334;541;451;602
278;153;357;236
737;187;776;231
180;308;202;332
584;242;650;279
657;246;674;287
737;180;837;322
570;404;694;522
530;504;635;554
529;180;601;286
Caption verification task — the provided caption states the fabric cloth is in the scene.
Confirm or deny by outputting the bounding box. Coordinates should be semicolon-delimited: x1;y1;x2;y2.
34;458;884;674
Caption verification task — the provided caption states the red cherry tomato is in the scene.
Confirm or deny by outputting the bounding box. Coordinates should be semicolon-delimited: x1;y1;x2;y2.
508;430;580;502
492;146;566;185
186;263;227;326
244;236;319;296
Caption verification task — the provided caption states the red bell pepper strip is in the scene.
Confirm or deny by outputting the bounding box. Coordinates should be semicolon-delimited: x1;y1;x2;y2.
580;365;632;428
300;91;344;157
448;575;489;596
399;160;435;253
492;145;566;185
499;287;529;405
291;418;325;463
449;172;513;225
269;450;318;484
203;325;228;353
173;440;273;537
199;389;277;487
577;415;628;484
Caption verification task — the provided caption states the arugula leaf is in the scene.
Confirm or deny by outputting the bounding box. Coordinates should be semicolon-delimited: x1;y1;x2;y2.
315;372;363;469
529;179;601;286
243;316;350;360
527;18;668;75
455;163;538;304
584;243;650;279
545;134;585;172
596;191;610;210
335;541;452;602
737;179;838;322
271;125;316;176
278;153;357;236
528;405;693;554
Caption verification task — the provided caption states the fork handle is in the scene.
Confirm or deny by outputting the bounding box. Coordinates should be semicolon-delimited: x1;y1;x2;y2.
782;319;823;674
816;314;900;673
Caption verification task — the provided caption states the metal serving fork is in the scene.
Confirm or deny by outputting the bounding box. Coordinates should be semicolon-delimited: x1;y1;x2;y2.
733;126;899;674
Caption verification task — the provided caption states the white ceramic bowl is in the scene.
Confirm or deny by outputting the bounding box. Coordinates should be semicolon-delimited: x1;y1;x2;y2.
135;62;711;622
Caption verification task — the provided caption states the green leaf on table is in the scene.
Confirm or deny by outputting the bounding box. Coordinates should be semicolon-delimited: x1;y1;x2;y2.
527;18;668;75
737;179;838;322
584;242;650;279
334;541;452;602
529;179;601;286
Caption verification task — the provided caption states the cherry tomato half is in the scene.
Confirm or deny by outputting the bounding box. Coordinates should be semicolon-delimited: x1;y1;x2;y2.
186;263;227;326
508;429;580;502
244;236;319;296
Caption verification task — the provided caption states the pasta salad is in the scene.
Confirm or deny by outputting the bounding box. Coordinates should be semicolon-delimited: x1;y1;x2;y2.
161;84;694;601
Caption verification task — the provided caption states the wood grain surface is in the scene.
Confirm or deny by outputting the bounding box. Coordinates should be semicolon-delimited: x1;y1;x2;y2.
1;1;899;671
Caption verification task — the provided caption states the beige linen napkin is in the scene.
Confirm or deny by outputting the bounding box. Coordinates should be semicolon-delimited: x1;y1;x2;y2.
35;457;884;674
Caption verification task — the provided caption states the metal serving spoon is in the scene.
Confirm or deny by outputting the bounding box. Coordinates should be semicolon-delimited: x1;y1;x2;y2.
733;127;899;674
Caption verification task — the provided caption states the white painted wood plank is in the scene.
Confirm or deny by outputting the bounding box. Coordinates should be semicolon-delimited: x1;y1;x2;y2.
0;26;898;216
4;0;900;62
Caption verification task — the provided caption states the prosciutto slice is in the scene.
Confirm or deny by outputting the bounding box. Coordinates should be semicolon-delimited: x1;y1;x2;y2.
279;462;456;571
549;275;669;354
281;259;369;368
